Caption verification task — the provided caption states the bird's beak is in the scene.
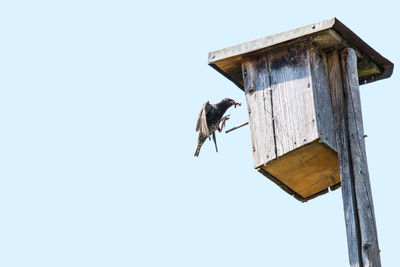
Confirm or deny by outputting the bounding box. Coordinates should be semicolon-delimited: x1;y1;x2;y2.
229;100;241;108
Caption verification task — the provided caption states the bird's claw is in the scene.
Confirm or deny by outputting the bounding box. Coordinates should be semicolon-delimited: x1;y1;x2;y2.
218;115;230;132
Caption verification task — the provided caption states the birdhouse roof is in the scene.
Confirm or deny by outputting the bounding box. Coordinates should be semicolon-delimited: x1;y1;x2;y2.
208;18;393;90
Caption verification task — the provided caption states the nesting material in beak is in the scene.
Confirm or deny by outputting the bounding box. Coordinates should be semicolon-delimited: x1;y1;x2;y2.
229;100;241;108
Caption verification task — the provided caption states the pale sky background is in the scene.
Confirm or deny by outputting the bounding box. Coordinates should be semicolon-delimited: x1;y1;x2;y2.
0;1;398;266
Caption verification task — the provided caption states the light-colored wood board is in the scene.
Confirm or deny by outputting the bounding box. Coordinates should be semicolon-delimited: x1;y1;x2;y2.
308;45;337;151
242;54;276;168
209;18;393;91
312;29;347;50
209;18;336;63
268;44;318;157
262;141;340;198
341;48;381;266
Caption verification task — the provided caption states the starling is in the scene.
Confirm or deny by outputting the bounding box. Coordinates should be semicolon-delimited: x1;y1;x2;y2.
194;98;241;157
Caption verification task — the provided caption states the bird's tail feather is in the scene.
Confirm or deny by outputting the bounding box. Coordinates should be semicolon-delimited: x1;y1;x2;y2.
194;136;206;157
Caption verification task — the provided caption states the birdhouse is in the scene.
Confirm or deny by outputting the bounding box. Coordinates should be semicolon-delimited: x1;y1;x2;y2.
208;18;393;201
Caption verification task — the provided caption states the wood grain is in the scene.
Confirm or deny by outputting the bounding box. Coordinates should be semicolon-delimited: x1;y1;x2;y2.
268;44;318;157
263;141;340;199
328;49;361;266
241;53;276;168
328;48;382;266
341;48;381;267
308;45;337;151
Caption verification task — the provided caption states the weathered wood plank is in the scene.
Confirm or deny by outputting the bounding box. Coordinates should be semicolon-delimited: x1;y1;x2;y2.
209;18;336;63
268;44;318;157
241;54;276;168
308;45;337;151
341;48;381;267
327;50;361;267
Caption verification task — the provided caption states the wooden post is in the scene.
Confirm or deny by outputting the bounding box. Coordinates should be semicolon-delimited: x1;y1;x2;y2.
328;48;381;267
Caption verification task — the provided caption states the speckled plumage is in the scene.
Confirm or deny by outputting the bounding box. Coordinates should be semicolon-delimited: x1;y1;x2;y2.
194;98;240;157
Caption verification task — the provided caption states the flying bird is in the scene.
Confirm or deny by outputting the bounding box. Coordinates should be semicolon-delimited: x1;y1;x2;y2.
194;98;241;157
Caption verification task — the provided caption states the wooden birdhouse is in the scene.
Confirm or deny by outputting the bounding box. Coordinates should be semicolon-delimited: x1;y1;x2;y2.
208;18;393;201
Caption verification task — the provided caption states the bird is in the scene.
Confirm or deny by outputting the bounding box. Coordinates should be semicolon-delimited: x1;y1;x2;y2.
194;98;241;157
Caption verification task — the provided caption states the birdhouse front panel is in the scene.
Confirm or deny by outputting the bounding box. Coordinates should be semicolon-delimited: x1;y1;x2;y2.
241;43;340;201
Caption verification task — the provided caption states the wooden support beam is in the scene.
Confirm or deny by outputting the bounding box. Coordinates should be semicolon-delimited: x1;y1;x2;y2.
328;48;381;267
341;48;381;267
328;50;361;265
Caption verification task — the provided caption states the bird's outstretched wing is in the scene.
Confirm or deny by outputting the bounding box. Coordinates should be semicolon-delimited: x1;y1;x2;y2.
195;101;212;137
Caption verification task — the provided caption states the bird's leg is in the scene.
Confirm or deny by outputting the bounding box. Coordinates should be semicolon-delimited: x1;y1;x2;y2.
218;119;225;132
212;132;218;152
218;114;230;132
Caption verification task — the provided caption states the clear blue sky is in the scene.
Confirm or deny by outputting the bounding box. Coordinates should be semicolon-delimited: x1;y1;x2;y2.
0;1;398;266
